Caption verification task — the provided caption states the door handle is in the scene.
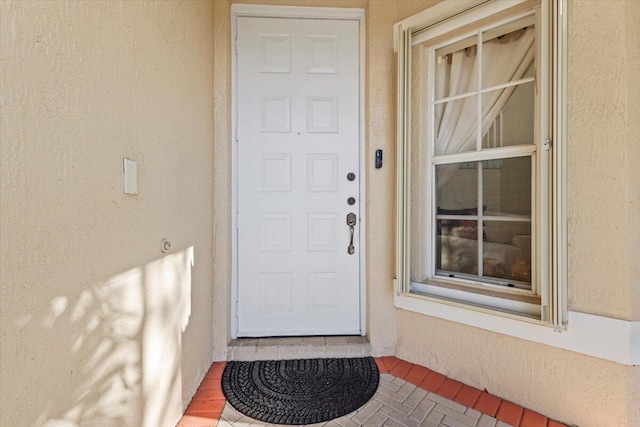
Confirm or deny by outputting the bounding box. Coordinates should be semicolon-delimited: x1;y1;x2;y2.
346;213;356;255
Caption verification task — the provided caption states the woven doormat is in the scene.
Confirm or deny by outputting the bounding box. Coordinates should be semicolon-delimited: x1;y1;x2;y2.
221;357;379;425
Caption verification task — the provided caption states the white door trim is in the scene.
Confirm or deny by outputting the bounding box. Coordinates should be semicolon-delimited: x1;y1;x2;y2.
230;5;367;339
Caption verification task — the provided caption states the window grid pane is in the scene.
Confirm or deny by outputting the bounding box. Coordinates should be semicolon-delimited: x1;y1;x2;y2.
433;158;534;288
431;12;537;162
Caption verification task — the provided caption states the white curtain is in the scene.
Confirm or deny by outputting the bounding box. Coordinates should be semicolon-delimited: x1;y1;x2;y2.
434;27;535;188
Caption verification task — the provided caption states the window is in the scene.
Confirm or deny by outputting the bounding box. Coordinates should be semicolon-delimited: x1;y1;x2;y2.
395;0;567;326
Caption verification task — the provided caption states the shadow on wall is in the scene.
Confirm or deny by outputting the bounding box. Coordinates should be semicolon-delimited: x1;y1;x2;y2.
15;247;195;427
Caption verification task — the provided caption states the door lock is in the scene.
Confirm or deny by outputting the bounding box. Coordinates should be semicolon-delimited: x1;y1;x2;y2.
346;213;356;255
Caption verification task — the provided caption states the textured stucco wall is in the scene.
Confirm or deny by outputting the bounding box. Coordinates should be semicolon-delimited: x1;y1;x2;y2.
0;1;215;426
211;0;398;359
396;0;441;19
365;0;399;357
626;0;640;323
567;0;640;321
212;0;232;363
394;1;640;426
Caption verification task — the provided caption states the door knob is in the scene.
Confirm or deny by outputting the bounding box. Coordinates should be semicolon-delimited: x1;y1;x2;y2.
346;213;356;255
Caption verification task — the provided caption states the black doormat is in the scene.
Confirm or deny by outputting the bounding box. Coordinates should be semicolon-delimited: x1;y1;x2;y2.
221;357;379;425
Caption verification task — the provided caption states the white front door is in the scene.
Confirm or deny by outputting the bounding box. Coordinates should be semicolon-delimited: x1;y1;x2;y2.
236;15;361;337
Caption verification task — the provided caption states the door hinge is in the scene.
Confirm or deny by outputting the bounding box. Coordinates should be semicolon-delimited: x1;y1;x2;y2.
234;37;238;55
235;124;238;142
235;214;239;229
235;300;239;318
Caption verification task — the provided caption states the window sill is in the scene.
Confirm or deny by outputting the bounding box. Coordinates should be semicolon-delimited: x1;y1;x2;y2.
410;280;541;319
394;292;640;366
416;277;539;304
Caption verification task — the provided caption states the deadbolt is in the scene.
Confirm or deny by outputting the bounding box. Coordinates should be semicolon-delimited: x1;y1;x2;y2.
347;197;356;206
347;172;356;181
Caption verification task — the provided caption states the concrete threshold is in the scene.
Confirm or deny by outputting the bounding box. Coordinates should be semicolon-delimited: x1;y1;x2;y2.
227;336;370;361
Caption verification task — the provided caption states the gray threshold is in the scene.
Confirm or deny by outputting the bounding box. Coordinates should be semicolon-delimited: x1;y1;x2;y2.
228;336;370;361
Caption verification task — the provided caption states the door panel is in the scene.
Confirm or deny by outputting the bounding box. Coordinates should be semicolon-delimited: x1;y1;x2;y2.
237;16;361;336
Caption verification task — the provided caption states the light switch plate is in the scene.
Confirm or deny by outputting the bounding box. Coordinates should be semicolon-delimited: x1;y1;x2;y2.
123;158;138;195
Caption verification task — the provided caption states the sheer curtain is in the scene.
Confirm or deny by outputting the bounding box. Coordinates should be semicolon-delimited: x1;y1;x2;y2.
435;27;535;188
410;27;534;283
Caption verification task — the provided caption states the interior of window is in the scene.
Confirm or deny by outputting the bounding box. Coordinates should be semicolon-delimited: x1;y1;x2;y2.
407;10;540;305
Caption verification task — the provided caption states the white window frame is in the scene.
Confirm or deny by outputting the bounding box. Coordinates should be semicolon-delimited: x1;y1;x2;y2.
394;0;568;329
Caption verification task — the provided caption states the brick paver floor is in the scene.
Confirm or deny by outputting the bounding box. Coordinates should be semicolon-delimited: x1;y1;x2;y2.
177;358;566;427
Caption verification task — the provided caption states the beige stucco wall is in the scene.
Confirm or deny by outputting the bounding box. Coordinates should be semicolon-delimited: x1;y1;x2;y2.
627;0;640;323
394;1;640;426
0;1;216;426
567;0;640;321
212;0;233;363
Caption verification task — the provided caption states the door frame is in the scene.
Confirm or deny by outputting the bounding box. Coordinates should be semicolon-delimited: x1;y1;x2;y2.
230;4;367;339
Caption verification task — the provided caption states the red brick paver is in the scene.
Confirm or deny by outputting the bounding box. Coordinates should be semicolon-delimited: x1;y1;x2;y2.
496;400;524;426
374;357;388;373
198;377;223;391
435;378;464;399
520;409;549;427
404;364;431;386
185;397;225;415
205;363;226;379
474;391;502;416
178;414;218;427
388;359;413;378
179;362;227;427
419;370;447;392
548;420;569;427
453;384;482;407
379;356;401;372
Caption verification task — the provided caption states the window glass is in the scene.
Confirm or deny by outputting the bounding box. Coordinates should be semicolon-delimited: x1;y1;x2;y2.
483;221;532;285
436;222;478;277
432;158;533;289
481;18;535;88
434;35;478;100
482;157;532;216
436;162;478;209
481;82;535;149
434;95;478;156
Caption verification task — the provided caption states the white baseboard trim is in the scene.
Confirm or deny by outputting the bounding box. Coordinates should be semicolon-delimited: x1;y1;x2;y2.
395;294;640;366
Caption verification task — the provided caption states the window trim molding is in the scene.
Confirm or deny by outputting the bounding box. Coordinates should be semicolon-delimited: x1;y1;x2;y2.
395;0;568;327
552;0;569;329
393;0;528;52
393;0;490;52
